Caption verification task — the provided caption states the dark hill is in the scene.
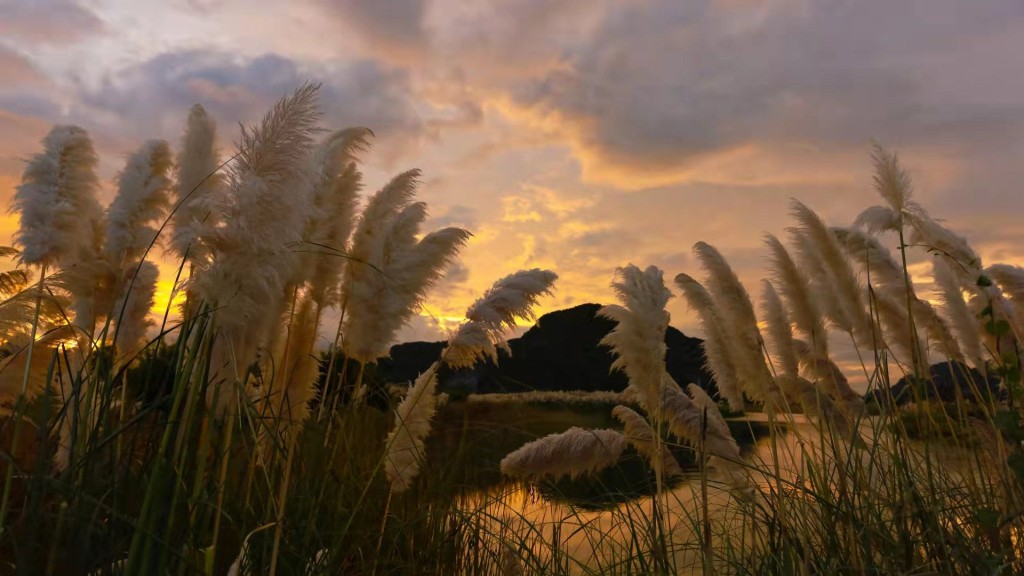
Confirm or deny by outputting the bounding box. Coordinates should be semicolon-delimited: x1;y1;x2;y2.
867;361;1002;408
377;303;715;398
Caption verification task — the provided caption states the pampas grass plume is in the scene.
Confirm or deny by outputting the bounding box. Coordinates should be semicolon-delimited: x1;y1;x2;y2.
172;104;225;265
673;273;744;411
611;404;683;477
385;362;441;493
790;200;875;348
343;170;471;362
113;261;159;353
105;139;173;263
197;84;321;366
303;128;372;306
599;265;672;414
14;125;103;268
761;280;799;381
764;234;828;359
657;376;740;461
500;427;627;481
691;242;773;402
934;258;984;369
446;269;557;368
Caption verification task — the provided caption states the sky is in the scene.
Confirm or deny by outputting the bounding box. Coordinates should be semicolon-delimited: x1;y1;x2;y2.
2;0;1024;361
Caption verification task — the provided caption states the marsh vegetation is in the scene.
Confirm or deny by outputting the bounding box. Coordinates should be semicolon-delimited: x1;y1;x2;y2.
1;84;1023;575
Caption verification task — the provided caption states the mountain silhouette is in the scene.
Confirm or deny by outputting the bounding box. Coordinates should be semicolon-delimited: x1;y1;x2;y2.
376;303;716;398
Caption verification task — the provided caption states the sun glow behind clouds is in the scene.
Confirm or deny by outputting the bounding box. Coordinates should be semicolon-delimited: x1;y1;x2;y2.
2;0;1024;349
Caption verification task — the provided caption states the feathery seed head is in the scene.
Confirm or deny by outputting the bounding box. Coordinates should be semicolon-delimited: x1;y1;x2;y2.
674;273;744;411
599;265;671;413
764;233;828;358
106;140;174;264
172;104;225;265
446;269;557;369
500;427;627;481
113;261;159;353
761;280;799;381
13;125;103;268
196;84;323;372
691;242;774;402
612;404;684;477
871;144;917;215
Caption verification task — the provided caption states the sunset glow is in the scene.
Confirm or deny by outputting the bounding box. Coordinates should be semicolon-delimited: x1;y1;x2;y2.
2;1;1023;345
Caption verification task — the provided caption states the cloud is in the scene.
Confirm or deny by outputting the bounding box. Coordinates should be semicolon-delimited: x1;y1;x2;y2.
0;0;104;44
0;46;47;85
429;204;477;229
509;0;1024;188
309;0;428;58
73;50;428;158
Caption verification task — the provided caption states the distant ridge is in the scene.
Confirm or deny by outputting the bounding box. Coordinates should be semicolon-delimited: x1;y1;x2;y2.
377;303;717;398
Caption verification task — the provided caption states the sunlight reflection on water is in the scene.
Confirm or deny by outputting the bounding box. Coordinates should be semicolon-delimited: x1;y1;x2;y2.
458;417;994;574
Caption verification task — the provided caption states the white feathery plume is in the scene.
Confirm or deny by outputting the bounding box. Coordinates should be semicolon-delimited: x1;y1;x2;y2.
873;289;925;367
987;264;1024;303
685;383;735;442
657;375;741;461
831;227;905;291
196;84;322;377
673;273;744;411
910;216;982;285
598;265;672;414
853;205;902;235
342;170;471;362
500;427;627;481
761;280;799;381
871;144;917;215
691;242;774;403
302;128;371;306
789;231;845;329
853;145;924;234
385;362;441;493
308;165;362;307
775;374;855;439
831;227;963;361
790;201;876;349
13;125;103;268
792;339;861;403
611;404;684;477
764;234;829;359
987;264;1024;343
932;258;984;369
444;322;496;369
345;169;420;284
907;295;964;362
59;258;116;336
446;269;558;369
105;139;174;264
345;225;471;363
172;104;225;266
113;261;159;353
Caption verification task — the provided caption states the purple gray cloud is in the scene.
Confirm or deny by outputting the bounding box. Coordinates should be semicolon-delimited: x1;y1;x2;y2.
77;50;423;139
0;0;104;44
514;0;1024;171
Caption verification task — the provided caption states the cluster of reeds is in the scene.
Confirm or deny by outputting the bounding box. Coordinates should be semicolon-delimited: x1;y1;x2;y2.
0;84;563;574
1;79;1023;574
499;146;1024;574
